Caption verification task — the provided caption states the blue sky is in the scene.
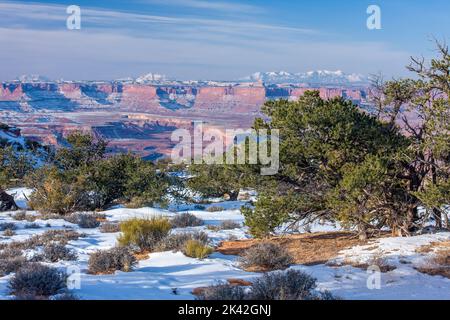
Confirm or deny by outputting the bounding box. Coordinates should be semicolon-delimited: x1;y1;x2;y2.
0;0;449;81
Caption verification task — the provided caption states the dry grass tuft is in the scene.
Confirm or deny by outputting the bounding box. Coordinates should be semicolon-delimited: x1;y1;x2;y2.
415;241;450;278
337;254;396;273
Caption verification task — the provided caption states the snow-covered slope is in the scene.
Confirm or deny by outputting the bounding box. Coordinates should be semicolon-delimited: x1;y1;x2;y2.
135;73;167;84
15;74;51;83
0;123;50;166
1;190;450;300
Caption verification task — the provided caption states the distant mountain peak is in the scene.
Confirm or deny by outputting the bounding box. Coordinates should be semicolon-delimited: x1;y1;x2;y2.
15;74;51;83
135;73;167;84
243;70;369;86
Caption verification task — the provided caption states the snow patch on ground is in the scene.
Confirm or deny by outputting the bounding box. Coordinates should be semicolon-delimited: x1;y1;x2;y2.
1;193;450;300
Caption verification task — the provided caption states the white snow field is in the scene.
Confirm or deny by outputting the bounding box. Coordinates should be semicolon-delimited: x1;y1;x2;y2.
1;188;450;300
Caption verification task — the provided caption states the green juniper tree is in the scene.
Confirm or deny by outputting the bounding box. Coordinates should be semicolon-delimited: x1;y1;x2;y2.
243;92;409;239
27;132;179;214
375;41;450;230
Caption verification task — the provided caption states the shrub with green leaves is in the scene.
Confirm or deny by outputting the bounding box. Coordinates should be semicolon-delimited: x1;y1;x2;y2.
0;145;36;188
118;217;172;251
183;240;214;259
27;166;88;215
26;132;179;215
241;195;293;238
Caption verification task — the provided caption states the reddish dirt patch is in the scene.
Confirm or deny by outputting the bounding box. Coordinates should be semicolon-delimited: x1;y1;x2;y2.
227;278;253;286
217;232;372;266
133;251;150;261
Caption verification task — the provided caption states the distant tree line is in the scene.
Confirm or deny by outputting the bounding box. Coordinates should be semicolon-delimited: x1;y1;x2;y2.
0;130;184;214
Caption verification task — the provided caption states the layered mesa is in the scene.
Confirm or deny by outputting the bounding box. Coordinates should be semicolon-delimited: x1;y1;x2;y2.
0;81;370;159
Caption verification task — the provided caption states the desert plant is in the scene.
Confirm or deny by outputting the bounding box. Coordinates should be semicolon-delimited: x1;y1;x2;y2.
100;222;120;233
118;217;172;251
154;231;209;252
65;213;102;228
183;240;214;259
26;166;87;215
76;213;102;228
0;222;17;231
88;247;137;274
38;230;83;244
171;213;204;228
239;242;293;271
8;263;67;297
24;223;41;229
51;293;80;300
206;206;225;212
250;269;333;300
196;282;247;300
40;243;78;262
3;228;16;237
11;211;26;220
0;247;22;259
0;230;84;253
0;256;27;276
12;211;35;221
219;220;241;230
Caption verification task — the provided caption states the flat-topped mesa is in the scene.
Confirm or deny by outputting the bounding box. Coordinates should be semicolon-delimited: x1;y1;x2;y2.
0;79;371;159
118;84;160;112
194;85;266;113
0;80;369;114
0;83;23;101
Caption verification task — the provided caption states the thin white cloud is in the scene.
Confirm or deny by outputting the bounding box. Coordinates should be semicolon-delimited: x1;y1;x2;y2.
0;26;412;81
0;1;316;35
139;0;263;14
0;1;414;81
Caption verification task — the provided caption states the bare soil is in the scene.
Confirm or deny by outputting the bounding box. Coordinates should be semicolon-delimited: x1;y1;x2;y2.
217;231;373;266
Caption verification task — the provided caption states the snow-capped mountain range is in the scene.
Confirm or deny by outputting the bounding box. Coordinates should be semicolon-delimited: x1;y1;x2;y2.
242;70;370;86
15;74;51;83
9;70;369;86
135;73;167;84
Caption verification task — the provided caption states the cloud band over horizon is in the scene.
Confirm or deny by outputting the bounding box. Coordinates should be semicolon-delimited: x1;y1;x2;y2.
0;0;448;81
